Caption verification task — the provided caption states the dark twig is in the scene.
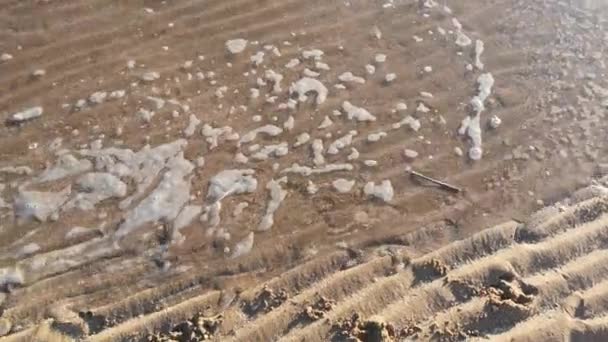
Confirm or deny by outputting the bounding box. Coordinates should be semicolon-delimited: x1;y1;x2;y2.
409;170;462;193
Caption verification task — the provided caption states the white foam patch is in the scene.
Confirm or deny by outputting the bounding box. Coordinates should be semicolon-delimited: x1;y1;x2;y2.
459;73;495;161
65;226;94;239
239;125;283;145
250;51;265;66
328;130;358;155
474;39;485;70
283;116;295;131
0;166;33;176
80;139;188;210
312;139;325;166
342;101;376;122
184;114;201;137
115;152;194;238
14;186;71;222
11;237;117;285
172;205;203;243
34;154;92;183
63;172;127;211
290;77;328;105
231;232;254;258
318;116;333;129
347;148;360;161
455;30;472;47
0;267;24;286
202;124;239;150
265;70;283;93
251;143;289;161
392;116;421;131
364;180;394;202
367;132;387;143
303;68;320;78
258;177;288;231
226;39;248;54
206;169;258;202
332;178;355;193
302;49;324;60
285;58;300;68
281;163;353;176
294;133;311;147
338;72;366;84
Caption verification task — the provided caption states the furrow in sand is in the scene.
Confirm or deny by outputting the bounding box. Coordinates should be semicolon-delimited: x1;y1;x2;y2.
227;256;395;341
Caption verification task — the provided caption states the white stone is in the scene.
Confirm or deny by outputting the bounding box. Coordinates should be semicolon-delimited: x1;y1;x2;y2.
385;73;397;83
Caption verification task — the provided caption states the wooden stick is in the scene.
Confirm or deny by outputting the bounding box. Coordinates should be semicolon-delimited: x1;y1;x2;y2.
409;170;462;193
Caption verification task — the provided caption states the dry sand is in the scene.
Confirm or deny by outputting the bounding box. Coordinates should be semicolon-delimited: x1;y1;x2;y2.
1;0;608;341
